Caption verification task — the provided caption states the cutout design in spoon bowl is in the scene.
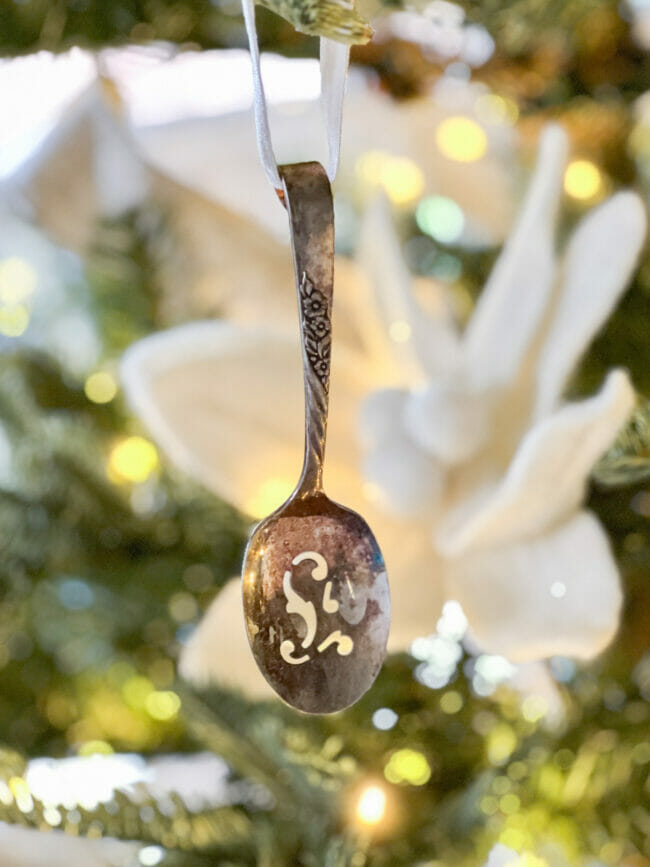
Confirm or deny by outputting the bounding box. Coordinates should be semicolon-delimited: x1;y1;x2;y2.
241;162;390;714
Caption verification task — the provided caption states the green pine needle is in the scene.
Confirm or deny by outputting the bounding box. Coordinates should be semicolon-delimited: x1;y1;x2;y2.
593;399;650;487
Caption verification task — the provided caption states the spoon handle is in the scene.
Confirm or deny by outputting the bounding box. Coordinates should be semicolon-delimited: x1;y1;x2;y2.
279;163;335;496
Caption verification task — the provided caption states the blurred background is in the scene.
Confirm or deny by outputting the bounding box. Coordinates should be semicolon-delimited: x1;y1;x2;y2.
0;1;649;865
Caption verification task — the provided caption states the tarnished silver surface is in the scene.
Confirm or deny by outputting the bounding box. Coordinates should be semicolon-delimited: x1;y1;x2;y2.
241;162;390;714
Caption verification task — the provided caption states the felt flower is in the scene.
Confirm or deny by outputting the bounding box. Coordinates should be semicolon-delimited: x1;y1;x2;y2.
483;843;576;867
122;125;645;698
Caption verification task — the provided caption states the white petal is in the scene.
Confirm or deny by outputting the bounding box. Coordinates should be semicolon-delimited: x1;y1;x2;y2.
18;82;149;250
356;195;462;383
0;824;138;867
363;434;444;518
377;514;445;652
92;94;149;218
179;577;276;700
483;845;519;867
463;125;568;390
534;192;647;416
359;388;409;446
447;510;623;662
320;38;349;181
121;321;369;516
440;369;635;556
405;382;491;465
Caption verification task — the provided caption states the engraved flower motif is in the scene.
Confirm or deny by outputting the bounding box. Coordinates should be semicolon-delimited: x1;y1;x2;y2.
122;126;645;698
309;315;330;339
302;286;328;319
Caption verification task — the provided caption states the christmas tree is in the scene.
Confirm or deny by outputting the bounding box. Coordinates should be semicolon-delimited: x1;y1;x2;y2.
0;1;649;865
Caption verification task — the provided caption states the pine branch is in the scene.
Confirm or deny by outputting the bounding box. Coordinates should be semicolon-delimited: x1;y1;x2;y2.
0;780;256;861
593;399;650;487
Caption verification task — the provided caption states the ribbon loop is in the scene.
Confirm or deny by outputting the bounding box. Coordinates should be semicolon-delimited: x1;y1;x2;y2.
240;0;350;188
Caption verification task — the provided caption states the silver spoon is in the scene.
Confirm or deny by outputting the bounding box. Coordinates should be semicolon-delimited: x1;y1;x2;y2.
241;162;390;714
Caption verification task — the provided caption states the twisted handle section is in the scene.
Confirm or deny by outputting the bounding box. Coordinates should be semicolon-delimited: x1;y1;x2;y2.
280;163;335;495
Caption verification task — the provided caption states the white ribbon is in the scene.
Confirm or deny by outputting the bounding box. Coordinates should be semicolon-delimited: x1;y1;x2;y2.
240;0;350;188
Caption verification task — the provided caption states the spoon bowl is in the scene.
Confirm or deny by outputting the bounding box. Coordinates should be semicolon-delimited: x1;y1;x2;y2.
243;493;389;713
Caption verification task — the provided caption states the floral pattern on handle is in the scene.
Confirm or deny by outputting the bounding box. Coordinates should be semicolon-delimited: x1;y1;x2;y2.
300;274;331;390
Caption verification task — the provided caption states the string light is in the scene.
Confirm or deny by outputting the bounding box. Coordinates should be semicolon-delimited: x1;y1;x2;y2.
245;476;294;517
356;150;425;205
9;776;33;813
564;159;603;200
475;93;519;126
372;707;398;730
0;304;29;337
0;257;37;305
85;371;118;404
78;740;114;756
145;690;181;721
487;723;518;765
389;320;411;343
440;690;463;714
384;749;431;786
416;196;465;244
108;436;159;484
436;117;488;163
139;847;165;867
355;784;387;826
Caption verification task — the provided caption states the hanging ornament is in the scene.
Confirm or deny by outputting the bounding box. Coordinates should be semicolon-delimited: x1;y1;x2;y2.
237;4;389;712
242;162;390;713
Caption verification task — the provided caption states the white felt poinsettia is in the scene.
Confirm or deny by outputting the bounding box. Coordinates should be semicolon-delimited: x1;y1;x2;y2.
122;125;645;698
482;843;586;867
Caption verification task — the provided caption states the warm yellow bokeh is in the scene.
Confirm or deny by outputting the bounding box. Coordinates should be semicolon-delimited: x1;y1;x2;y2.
0;257;37;305
245;476;294;518
356;150;425;205
85;371;118;404
436;117;488;163
0;304;29;337
355;784;387;825
564;159;603;201
384;748;432;786
108;436;159;484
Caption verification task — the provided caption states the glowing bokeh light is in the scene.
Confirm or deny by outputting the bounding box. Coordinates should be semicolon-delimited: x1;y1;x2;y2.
140;847;165;866
122;675;155;710
245;476;294;518
9;777;33;813
505;853;549;867
169;591;198;622
145;690;181;721
475;93;519;126
389;320;412;343
564;159;603;200
416;195;465;244
78;740;114;757
355;784;387;825
108;436;159;484
521;695;548;723
372;707;398;730
384;749;432;786
0;304;29;337
85;371;118;404
356;150;425;205
487;723;518;765
436;116;488;162
440;690;464;714
0;257;37;305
